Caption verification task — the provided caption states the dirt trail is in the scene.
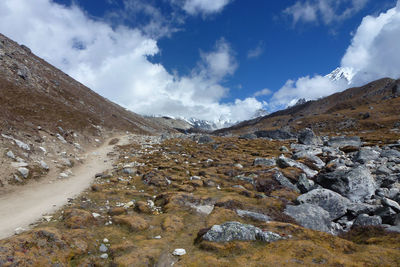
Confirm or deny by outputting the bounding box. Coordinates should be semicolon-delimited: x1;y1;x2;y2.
0;135;128;240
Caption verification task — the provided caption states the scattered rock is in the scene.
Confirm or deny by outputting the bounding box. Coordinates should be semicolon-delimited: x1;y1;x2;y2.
255;129;296;140
100;253;108;259
325;136;361;150
6;150;15;160
238;133;257;140
296;174;315;193
202;221;283;242
277;155;318;178
236;209;271;222
17;167;29;178
172;248;186;256
354;147;380;164
253;158;276;167
271;169;300;193
14;139;30;151
122;167;137;176
14;227;25;235
284;204;332;233
298;128;322;146
198;136;214;144
353;214;382;227
39;160;49;170
99;244;108;253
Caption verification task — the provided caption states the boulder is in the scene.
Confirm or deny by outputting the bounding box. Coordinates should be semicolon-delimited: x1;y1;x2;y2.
6;150;15;160
297;189;351;220
380;148;400;159
277;155;318;178
354;147;380;164
17;167;29;178
236;209;271;222
316;166;377;202
325;136;361;150
238;133;257;140
292;151;325;170
296;174;316;193
297;128;322;146
254;129;296;140
353;214;382;227
272;169;300;193
382;197;400;212
202;221;283;242
284;203;332;233
198;136;214;144
375;206;400;225
253;158;276;167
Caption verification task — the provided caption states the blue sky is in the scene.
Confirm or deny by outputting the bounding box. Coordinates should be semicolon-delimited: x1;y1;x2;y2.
1;0;400;123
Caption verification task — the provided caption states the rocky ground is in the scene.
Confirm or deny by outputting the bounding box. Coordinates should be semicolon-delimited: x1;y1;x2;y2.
0;130;399;266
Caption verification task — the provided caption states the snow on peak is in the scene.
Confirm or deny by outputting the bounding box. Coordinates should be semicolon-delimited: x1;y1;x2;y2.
325;67;355;84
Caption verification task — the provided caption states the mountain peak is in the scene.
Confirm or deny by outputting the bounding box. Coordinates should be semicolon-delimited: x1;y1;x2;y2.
326;67;355;84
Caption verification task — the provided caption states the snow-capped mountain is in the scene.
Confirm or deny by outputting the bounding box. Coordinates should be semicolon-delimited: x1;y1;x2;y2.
185;117;234;131
251;109;269;119
325;67;355;84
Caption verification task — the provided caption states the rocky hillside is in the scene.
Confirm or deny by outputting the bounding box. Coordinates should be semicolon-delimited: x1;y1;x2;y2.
0;131;399;265
216;78;400;142
0;33;172;190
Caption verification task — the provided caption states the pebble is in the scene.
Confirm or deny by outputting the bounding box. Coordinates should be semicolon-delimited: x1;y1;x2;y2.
6;150;15;160
92;212;101;218
100;253;108;259
15;227;25;235
154;235;162;239
99;244;108;253
103;238;109;243
172;248;186;256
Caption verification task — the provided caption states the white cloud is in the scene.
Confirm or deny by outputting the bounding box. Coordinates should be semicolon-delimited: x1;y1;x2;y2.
247;42;265;59
173;0;232;16
0;0;263;124
284;0;369;25
254;88;272;97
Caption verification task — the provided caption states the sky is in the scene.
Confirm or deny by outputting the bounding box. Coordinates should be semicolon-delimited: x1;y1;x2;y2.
0;0;400;123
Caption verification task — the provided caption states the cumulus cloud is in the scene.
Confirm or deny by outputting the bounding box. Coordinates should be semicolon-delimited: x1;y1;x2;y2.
180;0;232;16
0;0;263;123
270;0;400;110
284;0;369;25
253;88;272;97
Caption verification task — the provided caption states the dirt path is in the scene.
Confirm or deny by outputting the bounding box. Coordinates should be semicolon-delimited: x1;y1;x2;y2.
0;135;128;240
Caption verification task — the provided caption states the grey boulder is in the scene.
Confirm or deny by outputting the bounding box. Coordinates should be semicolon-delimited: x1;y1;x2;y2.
325;136;361;149
353;214;382;227
297;189;351;220
297;128;322;146
354;147;380;164
277;155;318;178
316;166;377;203
284;203;332;233
253;158;276;167
202;221;283;242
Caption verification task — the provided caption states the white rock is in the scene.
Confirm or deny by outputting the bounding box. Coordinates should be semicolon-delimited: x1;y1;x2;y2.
56;134;67;143
40;160;49;170
15;227;25;235
11;162;28;168
123;201;135;209
43;216;53;222
172;248;186;256
103;238;109;243
234;163;243;169
99;243;108;252
95;139;100;143
6;150;15;160
58;173;69;179
39;147;47;153
100;253;108;259
153;235;162;239
92;212;101;218
18;167;29;178
74;143;81;150
14;139;30;151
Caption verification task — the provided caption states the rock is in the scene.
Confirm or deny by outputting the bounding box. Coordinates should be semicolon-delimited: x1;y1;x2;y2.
99;244;108;253
271;169;300;193
284;204;332;233
14;139;30;151
382;197;400;212
296;174;316;193
238;133;257;140
17;167;29;178
172;248;186;256
254;129;296;140
376;165;392;176
198;136;214;144
316;166;377;203
326;136;361;150
297;189;351;220
277;155;318;178
122;167;137;175
253;158;276;167
100;253;108;259
113;215;149;231
14;227;26;235
202;221;283;242
280;146;289;152
298;128;322;146
347;203;381;217
375;206;399;225
354;147;380;164
380;148;400;159
92;212;101;218
234;163;243;169
56;134;67;144
61;158;73;167
6;150;15;160
39;160;49;170
292;151;325;170
58;172;69;179
236;209;271;222
353;214;382;227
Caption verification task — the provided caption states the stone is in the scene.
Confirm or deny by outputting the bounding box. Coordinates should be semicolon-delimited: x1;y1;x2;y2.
14;139;30;151
376;165;392;176
280;146;289;152
292;151;325;170
271;169;300;193
284;204;332;233
99;244;108;253
296;174;315;193
39;160;49;170
14;227;26;235
277;155;318;178
100;253;108;259
298;128;322;146
234;163;243;169
238;133;257;140
375;206;399;225
61;158;73;167
236;210;271;222
380;148;400;159
202;221;283;242
325;136;361;150
347;203;381;217
316;166;377;203
56;134;67;144
382;197;400;212
198;136;214;144
353;214;382;227
354;147;380;164
254;129;296;140
6;150;15;160
253;158;276;167
297;189;351;220
172;248;186;256
17;167;29;178
122;167;137;175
